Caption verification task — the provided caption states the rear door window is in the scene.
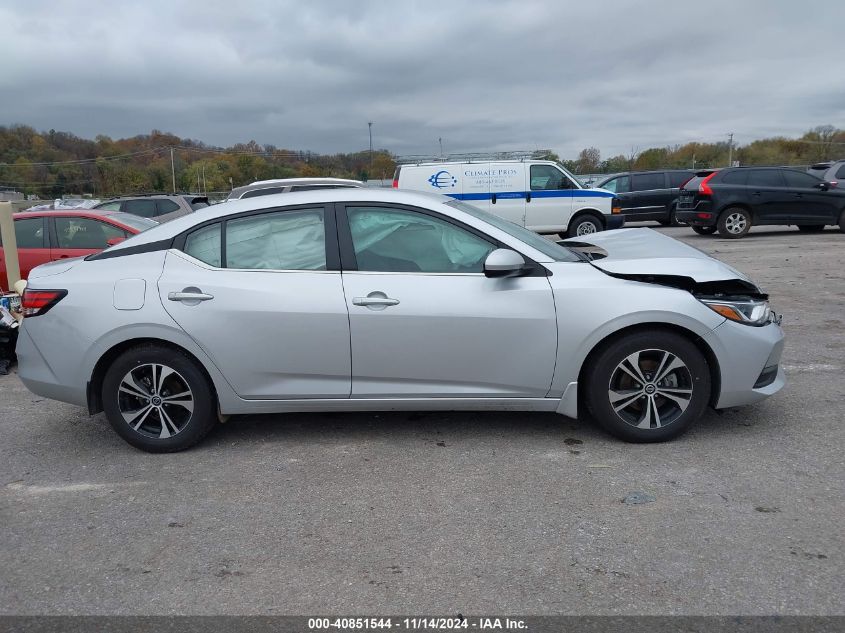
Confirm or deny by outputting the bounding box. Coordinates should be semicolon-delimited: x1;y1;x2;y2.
55;217;126;249
720;171;748;185
156;199;181;216
122;199;159;218
631;173;666;191
782;170;823;189
226;208;326;270
746;170;786;187
10;217;46;248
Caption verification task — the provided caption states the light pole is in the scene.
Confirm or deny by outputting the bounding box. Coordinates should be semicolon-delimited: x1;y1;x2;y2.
368;122;373;179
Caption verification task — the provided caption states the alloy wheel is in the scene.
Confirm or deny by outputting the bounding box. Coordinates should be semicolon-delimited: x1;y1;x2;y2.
117;363;195;439
607;349;693;429
724;212;748;234
577;221;598;236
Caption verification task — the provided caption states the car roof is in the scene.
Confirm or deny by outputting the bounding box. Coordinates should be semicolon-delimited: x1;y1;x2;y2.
101;188;552;264
247;177;363;186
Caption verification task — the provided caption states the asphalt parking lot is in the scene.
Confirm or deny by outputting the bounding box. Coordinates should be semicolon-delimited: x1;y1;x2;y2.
1;224;843;615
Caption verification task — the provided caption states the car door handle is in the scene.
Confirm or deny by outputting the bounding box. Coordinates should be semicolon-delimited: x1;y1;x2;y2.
526;191;531;202
353;296;400;307
794;193;803;198
752;191;762;196
168;291;214;302
491;193;497;204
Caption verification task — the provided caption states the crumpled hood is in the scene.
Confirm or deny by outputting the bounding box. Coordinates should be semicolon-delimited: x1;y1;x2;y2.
562;228;753;284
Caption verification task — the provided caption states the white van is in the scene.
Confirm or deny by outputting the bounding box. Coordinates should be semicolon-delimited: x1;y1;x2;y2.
393;160;623;237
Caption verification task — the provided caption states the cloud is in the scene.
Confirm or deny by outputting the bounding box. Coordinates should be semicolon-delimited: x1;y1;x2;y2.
1;0;841;158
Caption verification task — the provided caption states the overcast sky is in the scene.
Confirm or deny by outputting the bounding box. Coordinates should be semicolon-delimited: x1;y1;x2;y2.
2;0;843;159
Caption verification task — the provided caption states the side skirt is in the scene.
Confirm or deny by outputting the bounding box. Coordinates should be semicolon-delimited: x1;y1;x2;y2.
220;397;562;415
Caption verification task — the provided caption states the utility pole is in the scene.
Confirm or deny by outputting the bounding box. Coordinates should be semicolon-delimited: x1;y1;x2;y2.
692;153;696;170
727;132;734;167
368;122;373;177
170;147;176;193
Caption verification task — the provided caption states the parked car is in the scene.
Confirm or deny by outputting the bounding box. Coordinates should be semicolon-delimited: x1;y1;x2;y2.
0;210;157;290
394;160;624;237
595;170;694;225
94;194;209;223
227;178;363;201
675;167;845;238
807;160;845;187
18;189;783;452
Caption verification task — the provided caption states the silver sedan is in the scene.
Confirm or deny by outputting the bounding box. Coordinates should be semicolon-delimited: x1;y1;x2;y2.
17;189;785;452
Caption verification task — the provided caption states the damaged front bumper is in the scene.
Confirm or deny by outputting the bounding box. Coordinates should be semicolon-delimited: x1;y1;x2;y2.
704;317;785;409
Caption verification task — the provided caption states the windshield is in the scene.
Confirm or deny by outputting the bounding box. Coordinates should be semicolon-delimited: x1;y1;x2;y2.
445;200;583;262
108;212;159;232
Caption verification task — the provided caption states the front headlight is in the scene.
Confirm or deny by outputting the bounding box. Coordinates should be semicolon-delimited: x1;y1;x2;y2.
699;296;772;326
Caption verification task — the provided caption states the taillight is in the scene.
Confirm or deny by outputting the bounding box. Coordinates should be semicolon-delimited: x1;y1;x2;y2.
699;172;717;195
392;167;400;188
392;179;399;188
830;181;838;188
21;289;67;317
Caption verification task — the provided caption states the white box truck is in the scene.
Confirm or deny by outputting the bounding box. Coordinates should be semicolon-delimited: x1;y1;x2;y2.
393;159;624;237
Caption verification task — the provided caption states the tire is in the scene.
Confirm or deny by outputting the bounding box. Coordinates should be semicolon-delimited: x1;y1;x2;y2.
668;204;684;227
691;225;717;235
102;344;217;452
566;213;604;238
840;210;845;233
583;330;711;443
797;225;825;233
717;207;752;238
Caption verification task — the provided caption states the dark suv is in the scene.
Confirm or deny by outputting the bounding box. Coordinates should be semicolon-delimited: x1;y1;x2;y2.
675;167;845;238
595;170;694;225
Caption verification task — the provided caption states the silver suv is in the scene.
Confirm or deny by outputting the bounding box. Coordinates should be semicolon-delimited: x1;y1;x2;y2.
94;195;209;223
227;177;363;201
807;160;845;187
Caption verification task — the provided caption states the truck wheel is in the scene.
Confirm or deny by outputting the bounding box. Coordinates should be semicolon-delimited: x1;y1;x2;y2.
584;330;711;442
566;213;604;238
717;207;752;238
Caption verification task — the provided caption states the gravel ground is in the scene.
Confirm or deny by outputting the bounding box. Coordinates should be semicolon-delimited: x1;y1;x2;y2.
1;224;843;615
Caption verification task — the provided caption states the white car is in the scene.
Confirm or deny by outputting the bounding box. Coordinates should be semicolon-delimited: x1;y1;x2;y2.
17;189;784;452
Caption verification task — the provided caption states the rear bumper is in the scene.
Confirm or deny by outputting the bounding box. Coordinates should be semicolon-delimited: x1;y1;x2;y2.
16;325;88;407
676;201;716;226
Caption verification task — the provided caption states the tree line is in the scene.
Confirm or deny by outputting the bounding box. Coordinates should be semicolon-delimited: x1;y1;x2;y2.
1;124;842;198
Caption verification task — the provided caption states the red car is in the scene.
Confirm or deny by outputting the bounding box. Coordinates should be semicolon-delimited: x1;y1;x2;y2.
0;210;157;291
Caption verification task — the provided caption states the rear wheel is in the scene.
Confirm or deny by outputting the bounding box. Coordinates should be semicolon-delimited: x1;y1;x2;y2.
102;344;217;452
838;210;845;233
797;225;825;232
565;213;604;238
691;225;717;235
584;330;711;442
717;207;752;238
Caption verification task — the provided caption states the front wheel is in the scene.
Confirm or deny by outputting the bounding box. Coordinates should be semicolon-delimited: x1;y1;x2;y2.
583;330;711;442
566;213;604;238
691;225;717;235
717;207;752;238
102;344;218;452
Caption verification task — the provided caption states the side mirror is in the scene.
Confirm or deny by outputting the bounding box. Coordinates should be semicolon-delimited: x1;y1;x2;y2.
106;237;126;247
483;248;526;278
